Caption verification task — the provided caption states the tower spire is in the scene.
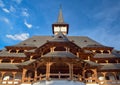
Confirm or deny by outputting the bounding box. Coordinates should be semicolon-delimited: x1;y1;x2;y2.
57;5;64;23
52;6;69;35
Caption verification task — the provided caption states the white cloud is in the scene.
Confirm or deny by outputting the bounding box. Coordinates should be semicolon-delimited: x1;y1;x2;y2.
10;6;16;12
0;0;5;7
22;8;29;17
2;8;10;13
24;20;32;28
22;11;29;17
6;33;29;41
12;0;22;4
2;17;10;24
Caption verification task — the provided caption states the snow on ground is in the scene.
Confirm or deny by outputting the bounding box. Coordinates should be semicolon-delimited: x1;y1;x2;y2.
33;80;85;85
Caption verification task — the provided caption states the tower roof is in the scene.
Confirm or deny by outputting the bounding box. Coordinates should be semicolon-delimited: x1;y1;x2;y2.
57;6;64;24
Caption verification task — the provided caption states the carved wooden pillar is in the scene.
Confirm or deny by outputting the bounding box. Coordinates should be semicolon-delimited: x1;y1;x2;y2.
102;72;106;84
100;50;104;54
69;64;73;80
16;50;19;53
77;52;79;57
82;69;86;83
93;69;98;83
12;72;16;84
34;68;37;81
0;59;2;63
0;72;5;84
46;62;50;80
11;59;14;63
30;56;33;60
22;68;27;83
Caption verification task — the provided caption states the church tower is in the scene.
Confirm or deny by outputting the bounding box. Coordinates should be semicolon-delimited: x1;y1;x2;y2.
52;7;69;35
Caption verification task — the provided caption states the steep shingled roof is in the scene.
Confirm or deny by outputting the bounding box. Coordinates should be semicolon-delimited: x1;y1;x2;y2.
0;50;26;58
0;63;19;70
94;53;117;58
43;51;77;58
100;63;120;70
14;36;101;48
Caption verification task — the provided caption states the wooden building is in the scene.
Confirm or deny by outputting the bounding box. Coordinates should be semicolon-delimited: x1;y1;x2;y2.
0;8;120;85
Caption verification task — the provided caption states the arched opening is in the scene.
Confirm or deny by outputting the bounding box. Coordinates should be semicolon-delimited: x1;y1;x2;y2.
96;50;101;53
54;47;66;51
2;72;13;84
97;73;105;84
109;59;116;63
43;49;50;55
73;65;82;75
25;70;34;82
15;72;22;80
116;72;120;80
10;50;16;53
51;62;69;73
2;59;11;63
98;73;104;81
13;59;22;63
105;72;115;80
103;50;109;53
70;49;76;55
37;64;46;75
50;62;69;78
18;50;24;53
85;70;94;83
85;70;94;78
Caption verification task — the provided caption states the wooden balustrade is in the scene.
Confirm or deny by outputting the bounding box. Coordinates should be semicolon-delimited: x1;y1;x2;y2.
0;74;120;85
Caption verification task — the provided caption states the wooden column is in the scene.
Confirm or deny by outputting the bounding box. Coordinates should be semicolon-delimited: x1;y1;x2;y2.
0;72;5;84
77;52;79;57
11;59;14;63
22;68;27;83
69;64;73;80
102;72;106;83
16;50;19;53
34;68;37;81
93;69;98;83
0;59;2;63
30;56;33;60
46;62;50;80
12;72;16;84
82;69;86;83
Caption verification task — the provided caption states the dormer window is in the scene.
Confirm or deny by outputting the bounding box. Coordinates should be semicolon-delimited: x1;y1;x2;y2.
58;36;63;38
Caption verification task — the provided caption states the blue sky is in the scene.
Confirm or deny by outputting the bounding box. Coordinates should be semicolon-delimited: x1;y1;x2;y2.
0;0;120;50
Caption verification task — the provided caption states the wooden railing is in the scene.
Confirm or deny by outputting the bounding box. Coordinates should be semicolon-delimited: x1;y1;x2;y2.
85;78;96;84
1;74;120;85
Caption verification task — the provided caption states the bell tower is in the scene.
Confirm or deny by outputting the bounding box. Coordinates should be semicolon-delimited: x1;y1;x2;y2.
52;7;69;35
